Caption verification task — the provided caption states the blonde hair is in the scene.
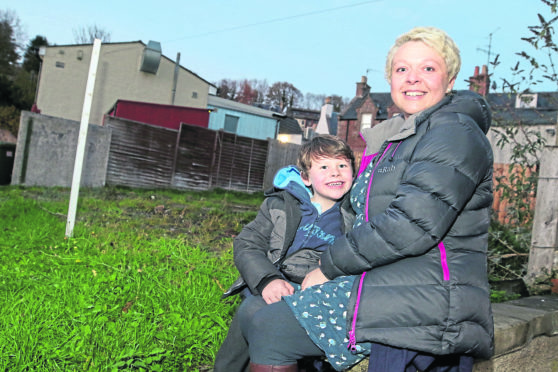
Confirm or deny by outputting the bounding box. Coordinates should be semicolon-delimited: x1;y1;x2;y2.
385;26;461;83
297;134;355;178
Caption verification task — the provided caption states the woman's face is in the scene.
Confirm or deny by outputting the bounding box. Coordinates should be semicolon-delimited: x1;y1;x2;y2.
390;41;455;118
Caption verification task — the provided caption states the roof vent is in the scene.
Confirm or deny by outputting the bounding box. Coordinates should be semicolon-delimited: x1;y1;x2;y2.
140;40;161;74
515;93;538;109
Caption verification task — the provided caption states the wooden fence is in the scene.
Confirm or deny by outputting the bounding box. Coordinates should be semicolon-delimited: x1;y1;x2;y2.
105;117;299;192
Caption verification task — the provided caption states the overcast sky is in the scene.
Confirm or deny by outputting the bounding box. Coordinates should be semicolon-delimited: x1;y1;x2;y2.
7;0;555;98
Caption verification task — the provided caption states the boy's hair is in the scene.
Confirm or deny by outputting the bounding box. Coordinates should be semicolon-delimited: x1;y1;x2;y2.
385;26;461;84
297;134;355;178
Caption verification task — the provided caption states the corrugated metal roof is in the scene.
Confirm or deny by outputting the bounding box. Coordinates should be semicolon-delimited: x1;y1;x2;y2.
278;118;303;135
208;95;286;119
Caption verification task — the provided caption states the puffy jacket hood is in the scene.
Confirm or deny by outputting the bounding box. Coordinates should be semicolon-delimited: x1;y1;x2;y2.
418;90;492;134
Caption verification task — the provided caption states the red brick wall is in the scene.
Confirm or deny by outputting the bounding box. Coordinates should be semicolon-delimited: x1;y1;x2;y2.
338;119;366;153
492;163;537;224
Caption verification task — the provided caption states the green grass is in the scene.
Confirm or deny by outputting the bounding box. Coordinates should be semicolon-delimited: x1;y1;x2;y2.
0;186;264;371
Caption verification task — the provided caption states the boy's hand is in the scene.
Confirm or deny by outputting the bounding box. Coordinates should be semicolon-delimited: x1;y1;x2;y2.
301;268;329;290
262;279;294;304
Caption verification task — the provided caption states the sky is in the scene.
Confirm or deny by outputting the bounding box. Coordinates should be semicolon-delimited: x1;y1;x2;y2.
6;0;555;99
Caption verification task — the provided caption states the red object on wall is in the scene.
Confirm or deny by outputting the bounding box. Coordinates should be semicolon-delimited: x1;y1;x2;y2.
106;99;210;130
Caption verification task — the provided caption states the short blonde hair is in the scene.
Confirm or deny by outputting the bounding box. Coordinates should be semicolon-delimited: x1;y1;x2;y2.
385;26;461;83
297;134;355;178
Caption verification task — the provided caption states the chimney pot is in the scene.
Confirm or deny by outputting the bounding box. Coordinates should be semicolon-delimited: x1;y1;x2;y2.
468;65;490;96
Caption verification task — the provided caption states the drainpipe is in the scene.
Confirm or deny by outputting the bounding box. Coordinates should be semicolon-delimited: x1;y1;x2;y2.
171;52;180;105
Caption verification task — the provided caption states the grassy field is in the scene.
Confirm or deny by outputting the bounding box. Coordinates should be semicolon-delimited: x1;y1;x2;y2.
0;185;264;371
0;183;524;371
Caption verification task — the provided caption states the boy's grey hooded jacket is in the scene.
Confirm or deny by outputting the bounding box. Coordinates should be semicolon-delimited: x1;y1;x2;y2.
223;166;355;298
320;91;495;360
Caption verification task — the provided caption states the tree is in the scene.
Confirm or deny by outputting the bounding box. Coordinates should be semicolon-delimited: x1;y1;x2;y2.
267;82;302;111
0;10;21;78
73;24;111;43
216;79;239;100
22;35;48;74
488;0;557;286
302;93;326;111
498;0;558;92
330;95;348;113
234;79;255;104
251;78;269;104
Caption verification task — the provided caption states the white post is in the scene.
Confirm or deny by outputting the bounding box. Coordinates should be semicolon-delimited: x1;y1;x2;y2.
65;39;101;237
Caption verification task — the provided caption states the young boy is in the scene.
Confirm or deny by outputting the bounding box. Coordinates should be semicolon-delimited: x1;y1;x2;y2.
214;134;355;372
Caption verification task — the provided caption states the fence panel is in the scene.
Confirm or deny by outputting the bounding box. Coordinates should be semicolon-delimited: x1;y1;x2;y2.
105;117;176;189
263;140;301;189
172;124;216;190
210;131;268;192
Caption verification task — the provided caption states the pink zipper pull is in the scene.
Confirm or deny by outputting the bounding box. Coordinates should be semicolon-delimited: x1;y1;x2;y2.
347;330;357;351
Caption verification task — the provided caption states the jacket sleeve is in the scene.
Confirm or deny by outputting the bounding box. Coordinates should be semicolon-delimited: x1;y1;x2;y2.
233;197;284;294
320;112;493;278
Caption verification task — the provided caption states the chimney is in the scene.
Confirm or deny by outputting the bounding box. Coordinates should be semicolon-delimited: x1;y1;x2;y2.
356;76;370;97
468;65;490;96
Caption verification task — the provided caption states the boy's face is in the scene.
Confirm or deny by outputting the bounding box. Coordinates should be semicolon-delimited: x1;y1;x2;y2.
302;155;353;212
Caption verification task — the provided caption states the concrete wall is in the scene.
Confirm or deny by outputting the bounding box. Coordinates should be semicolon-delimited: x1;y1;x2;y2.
12;111;111;187
36;42;212;126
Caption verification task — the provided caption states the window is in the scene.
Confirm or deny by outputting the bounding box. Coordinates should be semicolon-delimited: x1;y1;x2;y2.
224;115;239;133
515;94;537;109
192;91;198;99
361;113;372;130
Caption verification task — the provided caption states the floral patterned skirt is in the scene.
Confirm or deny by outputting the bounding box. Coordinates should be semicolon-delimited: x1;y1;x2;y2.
283;276;371;371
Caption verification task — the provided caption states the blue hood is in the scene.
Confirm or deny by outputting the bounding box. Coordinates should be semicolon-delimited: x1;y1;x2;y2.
273;165;313;203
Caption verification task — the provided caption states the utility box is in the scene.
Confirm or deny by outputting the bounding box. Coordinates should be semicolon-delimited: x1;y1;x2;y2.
0;142;16;185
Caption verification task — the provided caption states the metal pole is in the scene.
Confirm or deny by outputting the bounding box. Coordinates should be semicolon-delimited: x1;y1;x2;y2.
171;52;180;105
65;39;101;237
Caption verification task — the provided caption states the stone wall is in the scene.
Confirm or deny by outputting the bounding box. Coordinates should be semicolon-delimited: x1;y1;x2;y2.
12;111;111;187
347;296;558;372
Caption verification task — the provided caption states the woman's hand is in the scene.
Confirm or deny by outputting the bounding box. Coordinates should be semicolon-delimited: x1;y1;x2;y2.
301;267;329;290
261;279;294;304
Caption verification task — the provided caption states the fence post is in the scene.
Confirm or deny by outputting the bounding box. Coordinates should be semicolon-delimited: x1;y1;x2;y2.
526;145;558;287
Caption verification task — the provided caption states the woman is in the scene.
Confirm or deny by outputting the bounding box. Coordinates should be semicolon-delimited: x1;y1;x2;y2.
239;26;494;372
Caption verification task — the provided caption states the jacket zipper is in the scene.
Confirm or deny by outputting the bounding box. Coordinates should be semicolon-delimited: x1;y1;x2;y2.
438;241;451;281
348;142;394;351
347;271;366;351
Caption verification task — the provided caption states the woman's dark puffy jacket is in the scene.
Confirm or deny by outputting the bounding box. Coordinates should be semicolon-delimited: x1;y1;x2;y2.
320;91;495;359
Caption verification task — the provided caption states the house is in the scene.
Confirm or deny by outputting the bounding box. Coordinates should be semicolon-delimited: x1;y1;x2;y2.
467;64;558;163
338;68;558;156
105;99;211;130
0;129;17;144
288;107;320;134
337;76;400;153
276;117;303;144
207;95;288;141
314;97;339;136
35;40;216;126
